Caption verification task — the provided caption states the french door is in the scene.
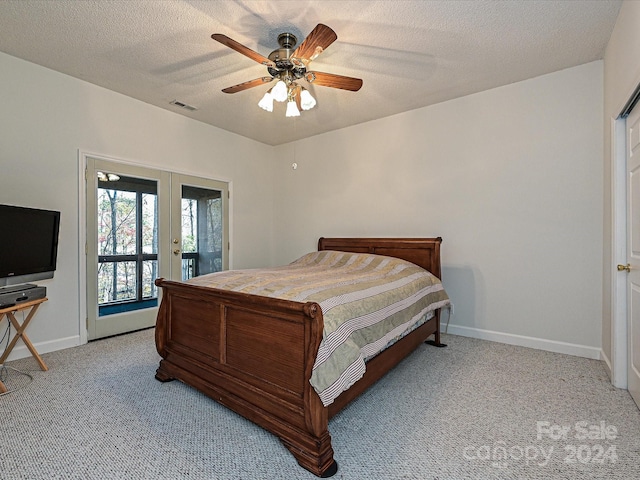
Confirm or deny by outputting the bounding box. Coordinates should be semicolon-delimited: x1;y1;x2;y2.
86;158;228;340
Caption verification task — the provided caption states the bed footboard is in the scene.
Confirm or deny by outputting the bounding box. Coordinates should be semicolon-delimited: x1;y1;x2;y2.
154;278;336;477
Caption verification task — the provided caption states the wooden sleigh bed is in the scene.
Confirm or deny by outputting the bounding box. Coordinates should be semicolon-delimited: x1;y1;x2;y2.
154;237;448;477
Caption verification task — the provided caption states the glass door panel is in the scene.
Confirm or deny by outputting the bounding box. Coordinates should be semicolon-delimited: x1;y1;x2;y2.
171;174;228;281
97;177;159;314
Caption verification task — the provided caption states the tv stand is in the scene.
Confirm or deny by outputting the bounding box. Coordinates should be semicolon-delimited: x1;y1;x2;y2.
0;297;48;393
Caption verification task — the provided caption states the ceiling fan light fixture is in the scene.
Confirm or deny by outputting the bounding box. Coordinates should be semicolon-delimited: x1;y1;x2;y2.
258;89;274;112
285;100;300;117
271;80;288;102
300;88;316;111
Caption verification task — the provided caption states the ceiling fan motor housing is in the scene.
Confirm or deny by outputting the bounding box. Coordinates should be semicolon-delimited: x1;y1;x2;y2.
268;33;305;80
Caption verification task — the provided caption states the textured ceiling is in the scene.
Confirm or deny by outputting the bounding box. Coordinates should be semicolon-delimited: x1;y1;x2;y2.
0;0;622;146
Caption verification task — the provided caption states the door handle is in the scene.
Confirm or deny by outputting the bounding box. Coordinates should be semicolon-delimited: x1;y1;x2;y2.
617;263;631;272
173;249;181;256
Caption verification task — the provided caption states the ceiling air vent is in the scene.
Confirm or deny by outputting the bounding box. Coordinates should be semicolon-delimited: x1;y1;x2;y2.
170;100;198;111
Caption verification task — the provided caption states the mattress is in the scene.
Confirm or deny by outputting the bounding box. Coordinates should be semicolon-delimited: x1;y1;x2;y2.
187;250;450;405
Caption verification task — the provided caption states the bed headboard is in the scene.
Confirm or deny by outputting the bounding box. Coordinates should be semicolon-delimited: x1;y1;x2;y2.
318;237;443;279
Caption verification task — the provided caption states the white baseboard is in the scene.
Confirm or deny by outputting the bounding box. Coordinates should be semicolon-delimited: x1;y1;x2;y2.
443;323;602;360
3;335;82;363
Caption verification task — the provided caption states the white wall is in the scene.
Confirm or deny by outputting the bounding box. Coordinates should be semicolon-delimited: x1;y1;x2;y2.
0;51;606;362
0;51;276;359
602;0;640;380
273;61;604;357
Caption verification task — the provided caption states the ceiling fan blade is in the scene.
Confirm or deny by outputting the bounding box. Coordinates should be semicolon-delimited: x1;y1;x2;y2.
291;24;337;65
222;77;274;94
304;71;363;91
212;34;276;68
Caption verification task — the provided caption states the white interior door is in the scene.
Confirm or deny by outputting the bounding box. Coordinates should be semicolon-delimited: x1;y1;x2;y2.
625;103;640;409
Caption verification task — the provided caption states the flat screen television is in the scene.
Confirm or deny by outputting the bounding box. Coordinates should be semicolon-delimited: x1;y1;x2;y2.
0;204;61;288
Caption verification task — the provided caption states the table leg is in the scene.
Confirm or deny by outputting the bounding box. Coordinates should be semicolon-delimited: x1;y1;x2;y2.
0;304;48;371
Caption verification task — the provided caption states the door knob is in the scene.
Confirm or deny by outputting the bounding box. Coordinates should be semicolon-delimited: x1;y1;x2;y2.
617;263;631;272
173;249;181;256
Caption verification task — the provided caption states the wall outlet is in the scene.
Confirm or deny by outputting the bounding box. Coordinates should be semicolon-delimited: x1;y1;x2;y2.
450;303;454;316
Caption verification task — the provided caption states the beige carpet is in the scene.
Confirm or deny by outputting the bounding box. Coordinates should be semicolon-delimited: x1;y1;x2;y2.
1;329;638;479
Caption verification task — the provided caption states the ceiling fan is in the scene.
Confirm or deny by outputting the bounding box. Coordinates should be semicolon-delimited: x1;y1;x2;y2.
212;24;363;116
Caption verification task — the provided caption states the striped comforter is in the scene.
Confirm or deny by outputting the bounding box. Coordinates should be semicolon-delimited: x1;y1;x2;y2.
187;250;450;406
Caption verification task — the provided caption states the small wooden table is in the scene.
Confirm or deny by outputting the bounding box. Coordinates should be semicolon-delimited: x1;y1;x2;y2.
0;297;48;393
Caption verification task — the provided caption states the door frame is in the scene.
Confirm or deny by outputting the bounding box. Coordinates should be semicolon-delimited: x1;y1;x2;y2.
77;150;233;344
